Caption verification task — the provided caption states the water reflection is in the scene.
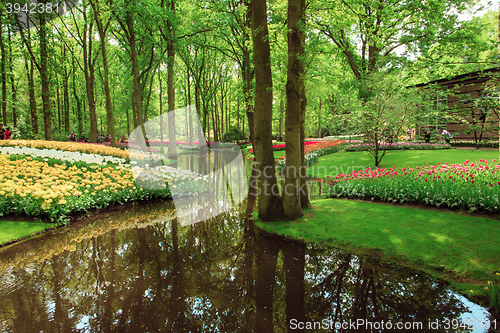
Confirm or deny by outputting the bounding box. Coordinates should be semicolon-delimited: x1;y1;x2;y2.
0;202;492;332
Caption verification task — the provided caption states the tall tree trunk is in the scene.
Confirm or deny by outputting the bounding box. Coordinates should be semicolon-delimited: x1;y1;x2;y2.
243;0;254;141
92;0;116;146
39;15;52;140
498;1;500;159
25;56;37;135
252;0;283;221
56;75;61;128
63;47;70;132
299;75;310;209
82;12;97;142
166;0;177;159
279;99;284;141
318;98;322;138
1;13;8;125
72;57;83;138
187;69;193;143
298;0;309;209
8;24;17;127
283;0;304;219
159;64;165;153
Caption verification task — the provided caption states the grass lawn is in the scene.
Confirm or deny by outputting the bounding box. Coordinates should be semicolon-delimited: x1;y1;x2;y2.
307;149;500;179
0;220;54;245
256;199;500;295
274;150;286;160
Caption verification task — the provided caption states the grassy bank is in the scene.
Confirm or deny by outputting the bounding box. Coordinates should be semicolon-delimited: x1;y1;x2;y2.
256;199;500;305
306;149;499;179
0;220;54;245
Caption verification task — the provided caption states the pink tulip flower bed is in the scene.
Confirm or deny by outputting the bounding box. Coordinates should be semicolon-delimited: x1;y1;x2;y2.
325;159;500;213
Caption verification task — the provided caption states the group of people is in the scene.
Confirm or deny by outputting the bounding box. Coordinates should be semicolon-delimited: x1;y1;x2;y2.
69;132;125;143
423;128;453;144
69;133;90;143
0;124;12;140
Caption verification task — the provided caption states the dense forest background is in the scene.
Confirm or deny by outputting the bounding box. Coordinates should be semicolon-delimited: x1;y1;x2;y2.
0;0;499;145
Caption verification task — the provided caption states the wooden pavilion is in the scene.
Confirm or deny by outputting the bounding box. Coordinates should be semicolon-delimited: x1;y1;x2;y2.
413;67;500;141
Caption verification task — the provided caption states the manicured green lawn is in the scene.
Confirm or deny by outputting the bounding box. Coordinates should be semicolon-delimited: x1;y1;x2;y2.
307;149;499;179
274;151;286;160
256;199;500;290
0;221;54;245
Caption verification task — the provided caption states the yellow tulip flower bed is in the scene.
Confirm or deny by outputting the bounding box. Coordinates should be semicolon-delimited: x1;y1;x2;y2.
0;140;129;159
0;154;171;223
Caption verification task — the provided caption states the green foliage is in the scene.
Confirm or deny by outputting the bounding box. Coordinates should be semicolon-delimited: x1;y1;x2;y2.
221;127;244;142
337;72;422;165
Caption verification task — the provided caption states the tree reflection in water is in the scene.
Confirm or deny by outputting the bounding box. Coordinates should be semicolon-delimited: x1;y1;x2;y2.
0;201;485;332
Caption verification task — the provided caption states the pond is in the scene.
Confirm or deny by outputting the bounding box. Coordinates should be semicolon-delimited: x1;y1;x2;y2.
0;200;494;332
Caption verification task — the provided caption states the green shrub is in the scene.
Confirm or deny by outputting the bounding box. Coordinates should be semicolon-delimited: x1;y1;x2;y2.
221;127;244;142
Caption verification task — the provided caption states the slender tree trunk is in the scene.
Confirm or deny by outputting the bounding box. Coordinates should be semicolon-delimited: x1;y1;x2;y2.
187;69;193;143
143;76;154;122
211;101;218;141
279;99;284;141
159;64;165;153
39;15;52;140
252;0;283;221
63;47;70;132
82;13;97;142
8;24;17;127
72;57;83;138
237;97;240;134
318;98;322;137
92;0;116;146
298;0;310;209
498;1;500;159
166;0;177;158
56;75;61;129
0;13;7;126
299;76;310;209
24;56;36;135
126;108;130;136
283;0;304;219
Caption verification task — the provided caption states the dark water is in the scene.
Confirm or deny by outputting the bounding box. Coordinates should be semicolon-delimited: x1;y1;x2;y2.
0;200;494;332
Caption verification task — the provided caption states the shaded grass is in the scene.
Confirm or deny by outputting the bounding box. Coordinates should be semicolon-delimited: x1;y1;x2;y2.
306;149;499;179
245;150;286;161
274;151;286;160
0;220;54;245
256;199;500;286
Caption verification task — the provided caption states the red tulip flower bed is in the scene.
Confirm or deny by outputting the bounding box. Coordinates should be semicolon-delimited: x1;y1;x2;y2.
325;159;500;213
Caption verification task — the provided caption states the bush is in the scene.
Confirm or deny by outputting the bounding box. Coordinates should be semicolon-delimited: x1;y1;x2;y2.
221;127;244;142
344;142;451;152
451;141;499;149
